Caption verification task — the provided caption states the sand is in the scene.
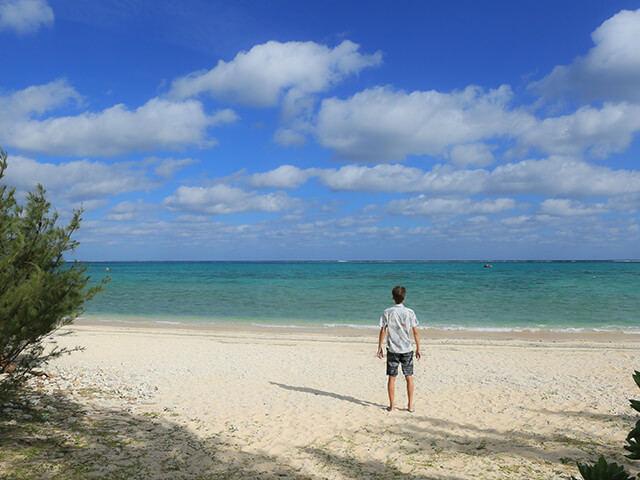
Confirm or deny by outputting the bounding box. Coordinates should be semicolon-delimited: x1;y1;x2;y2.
10;323;640;479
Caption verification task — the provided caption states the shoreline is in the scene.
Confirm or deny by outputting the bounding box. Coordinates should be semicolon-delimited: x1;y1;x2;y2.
76;317;640;343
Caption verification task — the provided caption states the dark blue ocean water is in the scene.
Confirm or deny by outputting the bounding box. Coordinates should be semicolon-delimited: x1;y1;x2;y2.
82;261;640;332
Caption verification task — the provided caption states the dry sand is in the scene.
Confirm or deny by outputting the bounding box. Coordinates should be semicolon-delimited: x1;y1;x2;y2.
25;323;640;478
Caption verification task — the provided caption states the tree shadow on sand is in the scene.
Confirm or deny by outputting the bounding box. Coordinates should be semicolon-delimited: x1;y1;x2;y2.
330;411;639;477
1;379;635;480
269;381;635;478
0;383;313;480
531;407;636;424
302;447;470;480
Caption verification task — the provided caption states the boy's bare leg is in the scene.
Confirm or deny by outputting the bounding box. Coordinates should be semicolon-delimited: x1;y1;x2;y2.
406;375;414;411
387;376;396;411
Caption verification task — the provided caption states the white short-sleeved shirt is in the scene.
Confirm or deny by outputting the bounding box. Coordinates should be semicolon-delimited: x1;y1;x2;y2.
380;303;419;354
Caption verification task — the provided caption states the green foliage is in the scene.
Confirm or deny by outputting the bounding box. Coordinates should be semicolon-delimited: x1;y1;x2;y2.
631;371;640;413
573;457;635;480
0;147;107;384
626;419;640;460
575;369;640;479
626;372;640;460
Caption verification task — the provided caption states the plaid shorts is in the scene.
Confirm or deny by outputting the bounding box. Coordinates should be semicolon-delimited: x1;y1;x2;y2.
386;350;414;377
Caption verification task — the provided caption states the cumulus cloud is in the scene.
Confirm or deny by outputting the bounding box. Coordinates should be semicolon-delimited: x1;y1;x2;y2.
0;88;237;156
243;157;640;199
163;184;300;215
314;85;533;162
537;199;610;216
0;0;53;34
273;127;308;147
104;199;157;222
518;103;640;157
290;216;379;235
317;164;464;193
1;155;158;200
316;163;490;196
312;80;640;162
0;79;80;117
384;196;516;217
531;8;640;102
168;40;382;106
449;143;496;167
152;157;200;179
485;156;640;198
246;165;316;189
327;158;640;197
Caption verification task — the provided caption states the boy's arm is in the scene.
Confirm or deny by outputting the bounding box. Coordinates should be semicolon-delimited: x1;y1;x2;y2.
377;327;386;358
412;326;421;359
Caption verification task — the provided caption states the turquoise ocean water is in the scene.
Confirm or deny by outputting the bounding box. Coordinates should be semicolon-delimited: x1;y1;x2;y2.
82;261;640;333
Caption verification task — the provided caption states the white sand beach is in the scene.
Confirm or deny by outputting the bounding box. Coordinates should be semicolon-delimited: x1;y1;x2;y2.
10;323;640;479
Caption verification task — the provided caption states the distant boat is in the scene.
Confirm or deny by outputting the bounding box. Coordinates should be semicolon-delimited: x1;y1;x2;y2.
483;264;492;268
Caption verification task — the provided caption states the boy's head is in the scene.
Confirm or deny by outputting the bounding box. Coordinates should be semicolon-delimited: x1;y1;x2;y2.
392;286;406;304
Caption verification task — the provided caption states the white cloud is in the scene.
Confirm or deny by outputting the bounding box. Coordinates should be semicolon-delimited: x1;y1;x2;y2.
323;215;379;229
247;165;315;189
486;156;640;198
0;0;53;34
313;157;640;198
449;143;496;167
313;79;640;162
80;219;266;248
152;157;200;179
0;93;237;156
537;199;610;216
289;215;380;236
0;79;80;117
531;8;640;102
273;127;308;147
318;164;463;193
384;196;516;217
163;184;300;215
104;199;157;222
501;215;532;227
2;155;158;200
173;214;211;224
280;87;317;123
518;103;640;157
169;40;382;106
314;85;533;162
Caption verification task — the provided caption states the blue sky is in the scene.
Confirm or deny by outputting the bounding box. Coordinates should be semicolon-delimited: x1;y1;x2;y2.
1;0;639;261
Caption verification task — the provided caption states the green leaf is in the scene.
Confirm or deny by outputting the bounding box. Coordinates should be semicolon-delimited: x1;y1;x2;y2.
626;420;640;459
576;456;634;480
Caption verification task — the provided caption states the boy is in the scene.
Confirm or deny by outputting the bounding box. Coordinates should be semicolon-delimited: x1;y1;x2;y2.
377;286;421;412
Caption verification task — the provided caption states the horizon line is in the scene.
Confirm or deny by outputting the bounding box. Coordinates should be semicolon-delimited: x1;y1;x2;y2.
71;259;640;263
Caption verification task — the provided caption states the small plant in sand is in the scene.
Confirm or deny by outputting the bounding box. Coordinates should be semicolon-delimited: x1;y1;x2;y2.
627;370;640;461
573;370;640;480
0;147;107;390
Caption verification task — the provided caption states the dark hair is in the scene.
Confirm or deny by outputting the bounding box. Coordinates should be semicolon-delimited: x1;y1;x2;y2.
392;286;406;304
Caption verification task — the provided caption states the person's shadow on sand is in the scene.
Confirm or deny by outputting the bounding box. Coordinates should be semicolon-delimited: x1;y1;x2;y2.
269;381;384;408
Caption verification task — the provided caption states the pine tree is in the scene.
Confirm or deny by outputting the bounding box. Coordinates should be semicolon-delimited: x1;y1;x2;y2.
0;147;107;385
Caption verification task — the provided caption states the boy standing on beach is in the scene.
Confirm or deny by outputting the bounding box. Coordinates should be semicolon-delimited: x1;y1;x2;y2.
377;286;421;412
